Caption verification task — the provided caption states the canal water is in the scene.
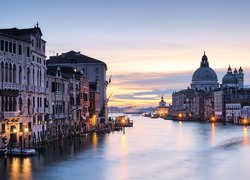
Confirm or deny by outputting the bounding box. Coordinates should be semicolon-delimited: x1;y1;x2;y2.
1;114;250;180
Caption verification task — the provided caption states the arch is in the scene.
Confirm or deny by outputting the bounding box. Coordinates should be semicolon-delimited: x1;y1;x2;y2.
0;61;4;83
19;66;22;84
33;68;35;86
13;64;16;83
9;63;12;83
27;98;31;115
5;62;8;82
37;69;39;86
27;67;30;85
10;125;17;133
19;97;23;113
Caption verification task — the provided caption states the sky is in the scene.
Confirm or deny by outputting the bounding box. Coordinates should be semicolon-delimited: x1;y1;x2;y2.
1;0;250;107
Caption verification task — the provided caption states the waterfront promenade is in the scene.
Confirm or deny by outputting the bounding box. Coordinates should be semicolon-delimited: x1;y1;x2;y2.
1;115;250;180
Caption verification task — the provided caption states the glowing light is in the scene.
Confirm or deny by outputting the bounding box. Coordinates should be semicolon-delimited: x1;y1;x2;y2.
13;128;17;133
24;127;28;132
178;113;183;119
210;116;216;122
243;127;248;146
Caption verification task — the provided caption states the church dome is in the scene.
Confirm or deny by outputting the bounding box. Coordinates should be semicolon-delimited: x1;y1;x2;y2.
191;52;219;92
192;52;218;82
192;67;218;82
222;65;238;85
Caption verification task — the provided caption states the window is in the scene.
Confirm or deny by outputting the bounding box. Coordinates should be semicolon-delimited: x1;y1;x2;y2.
5;41;8;52
13;43;16;54
0;40;4;51
27;47;30;57
33;116;36;125
18;45;22;55
95;67;99;74
28;122;32;131
32;55;34;61
19;122;23;132
9;42;12;53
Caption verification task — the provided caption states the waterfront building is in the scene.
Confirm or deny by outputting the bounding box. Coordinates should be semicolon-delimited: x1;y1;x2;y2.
191;52;219;92
222;65;244;89
46;51;108;121
46;66;85;135
79;75;90;131
225;103;242;123
89;82;100;129
241;106;250;121
156;96;169;118
171;88;195;118
0;25;47;147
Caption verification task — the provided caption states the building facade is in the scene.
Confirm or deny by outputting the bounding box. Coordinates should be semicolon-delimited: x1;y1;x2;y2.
46;51;108;121
0;25;47;147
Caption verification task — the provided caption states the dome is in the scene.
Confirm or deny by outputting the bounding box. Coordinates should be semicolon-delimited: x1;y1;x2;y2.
192;67;218;82
222;73;237;84
222;65;238;85
191;52;219;92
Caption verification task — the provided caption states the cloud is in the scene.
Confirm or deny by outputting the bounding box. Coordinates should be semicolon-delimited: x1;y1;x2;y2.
108;67;250;107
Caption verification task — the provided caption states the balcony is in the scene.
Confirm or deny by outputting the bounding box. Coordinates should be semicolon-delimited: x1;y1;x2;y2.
51;113;69;119
0;82;20;91
2;111;20;119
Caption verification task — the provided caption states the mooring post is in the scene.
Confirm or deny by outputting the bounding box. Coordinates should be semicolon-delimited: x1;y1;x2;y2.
4;135;8;165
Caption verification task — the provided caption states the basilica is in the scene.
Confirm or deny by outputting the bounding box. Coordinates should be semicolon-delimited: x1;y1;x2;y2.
171;52;250;123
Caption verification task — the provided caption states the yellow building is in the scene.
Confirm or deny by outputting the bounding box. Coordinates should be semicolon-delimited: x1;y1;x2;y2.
156;97;169;118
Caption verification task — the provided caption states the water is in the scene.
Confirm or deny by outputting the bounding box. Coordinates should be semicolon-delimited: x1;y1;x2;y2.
1;115;250;180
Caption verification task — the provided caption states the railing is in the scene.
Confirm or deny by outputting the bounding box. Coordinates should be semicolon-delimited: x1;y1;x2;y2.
0;82;20;90
51;113;69;119
2;111;20;119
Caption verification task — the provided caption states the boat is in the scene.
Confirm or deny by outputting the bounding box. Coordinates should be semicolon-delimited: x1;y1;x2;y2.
0;148;37;156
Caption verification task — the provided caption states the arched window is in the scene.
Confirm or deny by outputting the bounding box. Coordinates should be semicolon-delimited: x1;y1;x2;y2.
5;62;8;82
27;67;30;85
19;66;22;84
9;96;12;111
9;64;12;83
33;68;35;86
28;98;31;115
0;62;4;83
13;64;16;83
19;97;23;113
37;69;39;86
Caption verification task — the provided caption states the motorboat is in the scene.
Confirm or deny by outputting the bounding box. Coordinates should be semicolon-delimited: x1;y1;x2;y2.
0;147;37;156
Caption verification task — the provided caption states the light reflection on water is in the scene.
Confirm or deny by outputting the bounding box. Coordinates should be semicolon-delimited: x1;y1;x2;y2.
1;115;250;180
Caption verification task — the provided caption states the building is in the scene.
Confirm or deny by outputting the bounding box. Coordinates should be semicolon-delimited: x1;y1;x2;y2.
171;88;195;118
222;65;244;89
89;82;100;129
46;51;108;121
191;52;219;92
79;75;90;131
156;97;169;118
0;25;47;147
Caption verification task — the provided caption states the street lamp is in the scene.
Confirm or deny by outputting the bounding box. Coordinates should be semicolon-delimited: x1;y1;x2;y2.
24;127;28;133
13;128;17;133
210;116;216;123
178;113;183;121
242;118;248;127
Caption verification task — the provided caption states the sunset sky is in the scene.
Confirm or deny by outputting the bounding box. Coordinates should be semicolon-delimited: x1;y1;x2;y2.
1;0;250;107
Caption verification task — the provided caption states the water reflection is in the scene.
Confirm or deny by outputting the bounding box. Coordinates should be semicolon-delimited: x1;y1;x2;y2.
177;121;184;148
1;116;250;180
243;127;248;146
211;123;216;145
120;134;128;179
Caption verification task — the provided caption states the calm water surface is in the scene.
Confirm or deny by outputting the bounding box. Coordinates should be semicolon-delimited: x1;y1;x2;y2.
1;115;250;180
